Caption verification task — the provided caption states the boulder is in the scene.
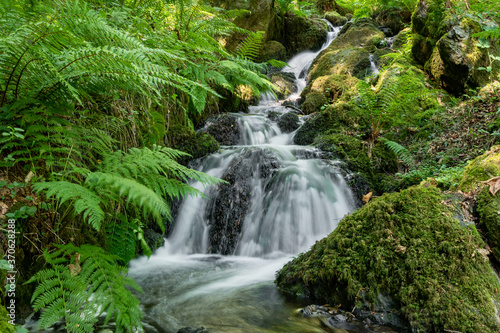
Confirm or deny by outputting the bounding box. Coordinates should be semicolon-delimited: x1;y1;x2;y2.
206;114;241;146
166;125;220;165
257;40;287;63
177;327;209;333
324;11;347;26
269;72;296;99
276;185;500;333
301;91;328;115
277;112;299;133
283;14;328;56
205;148;279;254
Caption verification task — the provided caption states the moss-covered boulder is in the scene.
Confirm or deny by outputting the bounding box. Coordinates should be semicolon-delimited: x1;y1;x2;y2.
459;145;500;192
269;72;296;99
305;74;359;104
301;91;328;115
276;186;500;333
206;114;241;146
166;125;220;165
209;0;276;51
283;14;328;56
293;110;335;145
324;11;347;26
477;187;500;263
373;7;410;36
278;112;299;133
307;18;384;82
258;40;287;63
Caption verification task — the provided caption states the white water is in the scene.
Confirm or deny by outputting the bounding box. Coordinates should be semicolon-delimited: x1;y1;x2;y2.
283;20;341;100
128;20;363;333
369;54;379;76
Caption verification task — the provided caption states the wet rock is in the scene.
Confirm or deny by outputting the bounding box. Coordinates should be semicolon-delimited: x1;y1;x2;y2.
330;314;348;322
206;148;279;254
167;125;220;165
297;304;330;317
206;114;241;145
177;327;209;333
278;112;299;133
294;111;334;145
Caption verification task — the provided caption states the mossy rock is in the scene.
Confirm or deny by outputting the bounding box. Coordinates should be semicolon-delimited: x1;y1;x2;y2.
206;114;241;146
306;74;359;104
258;40;287;63
269;72;296;99
276;186;500;333
412;33;436;65
293;111;335;145
283;14;328;56
373;7;410;36
278;112;299;133
477;187;500;262
459;145;500;192
307;18;383;82
167;125;220;165
301;92;328;115
324;11;347;26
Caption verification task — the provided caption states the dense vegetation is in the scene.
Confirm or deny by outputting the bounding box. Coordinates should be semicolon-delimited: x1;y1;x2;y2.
1;0;500;332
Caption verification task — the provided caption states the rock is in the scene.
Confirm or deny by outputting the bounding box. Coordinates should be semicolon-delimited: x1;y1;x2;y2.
275;185;500;333
206;148;279;254
258;40;287;63
278;112;299;133
206;114;241;146
167;125;220;165
209;0;276;51
301;91;328;115
177;327;209;333
303;74;358;104
283;14;328;56
373;7;410;36
269;72;296;99
324;11;347;26
411;33;436;65
142;229;165;252
477;187;500;262
297;304;330;317
459;145;500;193
306;18;384;82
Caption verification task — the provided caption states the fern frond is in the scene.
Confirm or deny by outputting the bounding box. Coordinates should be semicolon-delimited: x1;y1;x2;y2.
235;31;265;61
380;137;415;167
34;181;105;230
28;244;143;333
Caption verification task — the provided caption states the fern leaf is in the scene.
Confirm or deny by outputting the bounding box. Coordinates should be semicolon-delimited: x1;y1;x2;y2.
380;138;415;167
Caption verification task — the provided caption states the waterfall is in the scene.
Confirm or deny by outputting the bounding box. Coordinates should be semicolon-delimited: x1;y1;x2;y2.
128;21;361;333
369;54;379;75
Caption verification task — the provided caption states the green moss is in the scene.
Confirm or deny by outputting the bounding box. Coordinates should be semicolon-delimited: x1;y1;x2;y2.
307;74;359;103
459;145;500;192
477;187;500;262
294;111;335;145
276;186;500;333
301;92;327;115
167;125;220;165
258;40;286;63
0;306;14;333
324;11;347;26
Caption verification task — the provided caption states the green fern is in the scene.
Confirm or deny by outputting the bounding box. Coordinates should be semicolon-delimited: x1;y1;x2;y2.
235;31;265;61
27;244;142;333
379;137;415;168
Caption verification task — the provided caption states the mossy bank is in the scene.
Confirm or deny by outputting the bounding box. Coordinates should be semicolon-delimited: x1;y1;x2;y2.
275;186;500;332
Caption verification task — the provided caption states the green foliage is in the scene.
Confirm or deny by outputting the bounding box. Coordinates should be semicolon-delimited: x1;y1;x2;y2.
27;243;142;333
235;31;265;61
34;144;222;234
379;137;415;168
276;186;500;332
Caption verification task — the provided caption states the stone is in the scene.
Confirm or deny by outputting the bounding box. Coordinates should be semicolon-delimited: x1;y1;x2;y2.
282;14;328;56
324;11;347;26
258;40;287;63
277;112;299;133
177;327;209;333
206;114;241;146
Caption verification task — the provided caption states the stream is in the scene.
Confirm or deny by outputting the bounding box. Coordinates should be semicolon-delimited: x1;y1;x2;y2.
128;21;393;333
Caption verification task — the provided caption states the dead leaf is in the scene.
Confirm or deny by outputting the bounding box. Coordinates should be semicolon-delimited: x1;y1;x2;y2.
24;171;35;183
396;245;407;254
0;202;8;215
68;253;81;276
480;176;500;196
362;191;373;204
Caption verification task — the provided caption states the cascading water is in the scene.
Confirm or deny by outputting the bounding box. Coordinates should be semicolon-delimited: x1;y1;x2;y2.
128;21;384;333
283;20;341;99
369;54;379;76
